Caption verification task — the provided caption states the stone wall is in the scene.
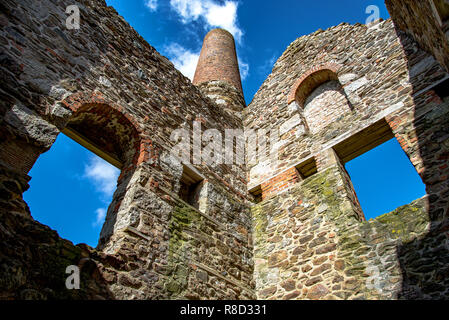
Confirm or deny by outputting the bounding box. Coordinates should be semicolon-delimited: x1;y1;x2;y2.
245;19;447;190
252;165;448;300
196;80;246;116
1;0;448;300
246;18;449;299
385;0;449;73
0;0;253;299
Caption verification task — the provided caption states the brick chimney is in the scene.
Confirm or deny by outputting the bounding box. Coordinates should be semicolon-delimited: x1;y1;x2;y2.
193;29;243;93
193;29;245;113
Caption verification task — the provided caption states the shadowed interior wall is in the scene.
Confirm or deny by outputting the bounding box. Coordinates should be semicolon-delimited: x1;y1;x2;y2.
385;0;449;73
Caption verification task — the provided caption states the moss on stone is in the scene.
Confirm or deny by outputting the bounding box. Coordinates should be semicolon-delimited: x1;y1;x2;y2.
251;204;268;249
165;204;202;297
370;198;429;242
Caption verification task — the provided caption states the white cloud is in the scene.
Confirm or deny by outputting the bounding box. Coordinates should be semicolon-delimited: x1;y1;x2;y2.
93;208;107;227
144;0;158;12
238;57;249;80
164;43;201;80
169;0;243;43
84;156;120;198
164;43;249;81
257;54;278;75
84;156;119;228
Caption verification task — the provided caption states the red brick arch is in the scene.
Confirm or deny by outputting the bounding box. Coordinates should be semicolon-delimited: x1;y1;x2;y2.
287;62;342;106
61;91;154;168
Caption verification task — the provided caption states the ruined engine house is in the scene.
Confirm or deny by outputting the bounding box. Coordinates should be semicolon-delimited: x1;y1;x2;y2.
1;0;449;300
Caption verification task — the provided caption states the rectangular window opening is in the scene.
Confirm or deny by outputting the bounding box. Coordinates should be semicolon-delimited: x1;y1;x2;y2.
433;77;449;100
249;185;262;203
333;119;427;220
295;157;318;179
342;137;426;220
179;164;205;210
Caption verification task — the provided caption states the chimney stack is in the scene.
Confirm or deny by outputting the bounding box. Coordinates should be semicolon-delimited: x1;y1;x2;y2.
193;29;245;113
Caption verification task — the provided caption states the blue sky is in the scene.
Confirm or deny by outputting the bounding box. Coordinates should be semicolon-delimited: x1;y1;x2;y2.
104;0;391;103
24;0;425;247
25;134;119;246
345;138;426;220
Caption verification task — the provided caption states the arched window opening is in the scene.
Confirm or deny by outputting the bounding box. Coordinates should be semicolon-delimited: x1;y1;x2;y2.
303;80;352;134
288;65;353;135
23;103;141;248
24;133;120;247
63;103;140;169
293;69;339;108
